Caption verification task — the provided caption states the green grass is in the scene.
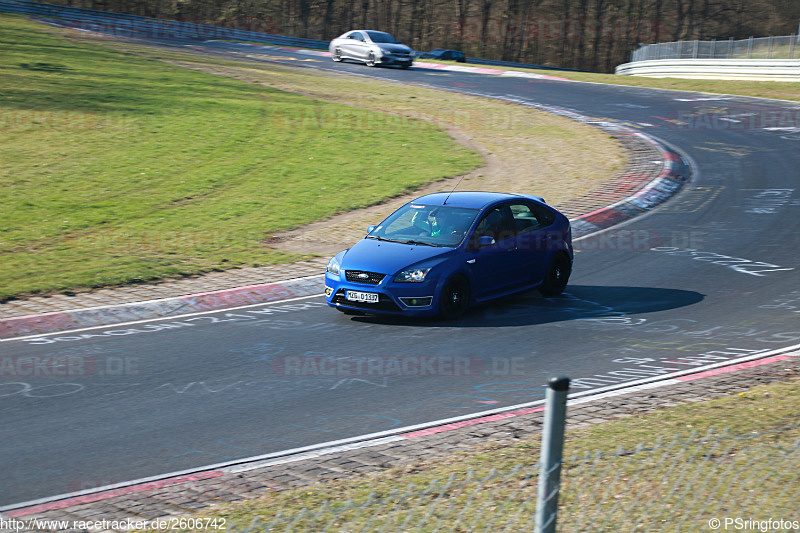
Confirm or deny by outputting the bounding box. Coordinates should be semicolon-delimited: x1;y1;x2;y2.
177;377;800;531
0;14;481;300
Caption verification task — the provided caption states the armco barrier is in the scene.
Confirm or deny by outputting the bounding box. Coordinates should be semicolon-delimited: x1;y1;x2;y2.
616;57;800;81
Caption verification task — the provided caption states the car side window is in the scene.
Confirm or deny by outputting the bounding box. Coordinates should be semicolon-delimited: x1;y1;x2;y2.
509;202;556;234
470;205;514;248
531;203;556;228
349;32;365;41
509;203;540;233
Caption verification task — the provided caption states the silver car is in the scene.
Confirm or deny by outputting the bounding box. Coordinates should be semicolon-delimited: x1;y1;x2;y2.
329;30;414;69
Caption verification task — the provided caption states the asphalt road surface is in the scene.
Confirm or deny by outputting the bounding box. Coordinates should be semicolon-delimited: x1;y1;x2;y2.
1;38;799;507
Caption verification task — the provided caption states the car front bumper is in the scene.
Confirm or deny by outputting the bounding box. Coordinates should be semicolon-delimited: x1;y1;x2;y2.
325;273;438;316
378;53;413;65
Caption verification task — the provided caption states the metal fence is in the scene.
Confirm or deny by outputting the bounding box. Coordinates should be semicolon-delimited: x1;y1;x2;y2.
222;425;800;532
632;34;800;62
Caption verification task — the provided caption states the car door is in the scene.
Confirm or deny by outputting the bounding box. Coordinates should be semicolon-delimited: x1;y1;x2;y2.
339;32;358;58
346;31;369;60
464;203;519;300
509;201;557;285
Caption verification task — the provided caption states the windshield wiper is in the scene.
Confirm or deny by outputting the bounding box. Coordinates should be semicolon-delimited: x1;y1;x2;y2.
400;239;438;247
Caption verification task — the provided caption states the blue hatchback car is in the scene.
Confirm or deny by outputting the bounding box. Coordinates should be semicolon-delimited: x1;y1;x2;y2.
325;192;573;319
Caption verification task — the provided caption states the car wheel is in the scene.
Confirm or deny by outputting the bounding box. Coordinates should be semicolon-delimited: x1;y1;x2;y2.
400;61;411;69
366;52;377;67
332;47;342;62
439;275;470;319
540;253;571;297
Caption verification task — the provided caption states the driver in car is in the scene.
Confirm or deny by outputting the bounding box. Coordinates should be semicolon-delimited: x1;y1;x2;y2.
411;208;445;237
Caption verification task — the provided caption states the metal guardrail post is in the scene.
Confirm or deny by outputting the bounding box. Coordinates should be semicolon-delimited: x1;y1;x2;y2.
535;376;570;533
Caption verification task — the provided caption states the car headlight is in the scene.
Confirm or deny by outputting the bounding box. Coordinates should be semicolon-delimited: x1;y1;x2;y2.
394;267;431;283
326;255;342;276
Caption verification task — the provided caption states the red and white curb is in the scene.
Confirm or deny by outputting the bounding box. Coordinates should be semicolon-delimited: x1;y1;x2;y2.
3;344;796;518
0;276;323;340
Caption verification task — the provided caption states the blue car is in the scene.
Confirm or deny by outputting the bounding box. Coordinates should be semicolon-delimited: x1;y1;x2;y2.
325;191;573;319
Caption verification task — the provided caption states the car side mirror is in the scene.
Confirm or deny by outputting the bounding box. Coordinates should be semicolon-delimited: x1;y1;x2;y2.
367;225;377;234
478;235;495;247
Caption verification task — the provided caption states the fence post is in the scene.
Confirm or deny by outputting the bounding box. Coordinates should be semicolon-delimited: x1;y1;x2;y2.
535;376;570;533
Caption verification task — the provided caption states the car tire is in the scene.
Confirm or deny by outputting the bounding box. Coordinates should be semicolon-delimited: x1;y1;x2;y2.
400;61;411;69
332;47;342;62
540;253;571;297
438;275;470;320
366;52;377;67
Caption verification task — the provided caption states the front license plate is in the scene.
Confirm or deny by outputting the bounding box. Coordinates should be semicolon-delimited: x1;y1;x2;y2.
346;290;379;303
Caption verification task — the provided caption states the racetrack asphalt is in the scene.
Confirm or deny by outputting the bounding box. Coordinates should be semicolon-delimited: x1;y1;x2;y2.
2;33;800;529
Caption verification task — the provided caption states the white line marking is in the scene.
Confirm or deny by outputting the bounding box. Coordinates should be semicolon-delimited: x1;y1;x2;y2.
0;292;324;343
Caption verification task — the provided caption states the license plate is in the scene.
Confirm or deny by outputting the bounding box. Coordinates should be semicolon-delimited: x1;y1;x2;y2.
346;290;379;303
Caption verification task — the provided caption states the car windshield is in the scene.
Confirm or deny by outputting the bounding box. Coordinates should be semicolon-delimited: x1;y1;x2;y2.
367;31;401;44
366;203;480;247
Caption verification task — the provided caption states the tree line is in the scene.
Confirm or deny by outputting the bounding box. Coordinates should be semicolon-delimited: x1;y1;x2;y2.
53;0;800;71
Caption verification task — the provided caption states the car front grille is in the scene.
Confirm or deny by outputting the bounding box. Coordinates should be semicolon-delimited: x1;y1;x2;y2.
345;270;385;285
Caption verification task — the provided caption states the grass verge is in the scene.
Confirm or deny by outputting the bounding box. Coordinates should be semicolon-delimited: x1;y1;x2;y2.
0;15;481;301
173;375;799;531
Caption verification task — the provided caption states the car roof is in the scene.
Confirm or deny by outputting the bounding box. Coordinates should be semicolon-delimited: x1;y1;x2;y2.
348;30;391;36
410;191;543;209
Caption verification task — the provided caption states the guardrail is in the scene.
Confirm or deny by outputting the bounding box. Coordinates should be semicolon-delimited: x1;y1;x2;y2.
0;0;593;73
619;33;800;81
615;58;800;81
